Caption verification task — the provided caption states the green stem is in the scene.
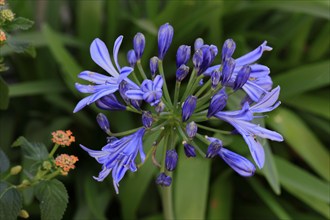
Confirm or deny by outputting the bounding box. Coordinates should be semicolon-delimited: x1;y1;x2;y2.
195;79;211;97
196;123;232;134
181;69;197;102
44;169;61;180
49;144;60;158
137;60;148;80
126;106;142;114
158;60;173;108
162;183;175;220
110;127;143;137
173;81;181;112
130;71;141;85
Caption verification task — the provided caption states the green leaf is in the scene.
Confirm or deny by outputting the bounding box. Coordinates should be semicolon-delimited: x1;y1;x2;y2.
207;171;233;220
5;17;34;31
9;80;65;97
275;157;329;204
0;149;10;174
42;24;83;95
283;94;330;119
273;61;330;99
34;179;69;220
260;141;281;195
268;107;330;181
12;136;48;161
0;76;9;110
118;132;159;220
84;176;112;220
174;146;211;219
248;178;291;220
0;182;22;220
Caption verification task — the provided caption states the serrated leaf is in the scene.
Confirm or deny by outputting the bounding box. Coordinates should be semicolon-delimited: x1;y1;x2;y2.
0;182;22;220
34;179;69;220
268;107;330;181
0;76;9;110
0;149;10;174
6;37;30;54
12;136;48;161
5;17;34;31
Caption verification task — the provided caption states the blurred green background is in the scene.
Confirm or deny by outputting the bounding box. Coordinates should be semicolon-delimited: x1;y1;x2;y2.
0;0;329;219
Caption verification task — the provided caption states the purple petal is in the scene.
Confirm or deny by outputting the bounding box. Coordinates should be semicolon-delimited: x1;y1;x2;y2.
250;86;280;113
153;75;164;91
75;83;115;94
219;148;256;177
249;64;270;78
242;81;267;102
141;79;153;92
113;35;123;71
90;38;119;77
235;41;272;66
78;71;115;84
241;133;265;168
125;90;144;100
93;166;111;182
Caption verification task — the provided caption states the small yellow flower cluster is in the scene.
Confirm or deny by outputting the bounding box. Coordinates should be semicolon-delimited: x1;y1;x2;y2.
51;130;75;146
55;154;79;175
0;9;15;22
0;29;6;43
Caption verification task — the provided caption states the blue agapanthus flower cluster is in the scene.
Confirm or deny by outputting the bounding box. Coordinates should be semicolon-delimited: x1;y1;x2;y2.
74;23;283;194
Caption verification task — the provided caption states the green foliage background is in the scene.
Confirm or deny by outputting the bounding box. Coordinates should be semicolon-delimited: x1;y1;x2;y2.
0;0;329;219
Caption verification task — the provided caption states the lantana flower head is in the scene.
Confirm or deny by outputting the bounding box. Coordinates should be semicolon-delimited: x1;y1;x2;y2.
55;154;79;175
51;130;75;146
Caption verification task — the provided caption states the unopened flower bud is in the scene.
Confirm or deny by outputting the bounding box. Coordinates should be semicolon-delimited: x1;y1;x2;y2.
181;95;197;122
0;9;15;22
221;57;236;85
42;161;52;170
96;113;110;134
133;32;145;60
155;101;165;113
18;209;29;219
222;39;236;62
158;23;174;60
193;49;203;70
194;38;204;51
211;69;221;89
127;49;137;67
165;149;178;171
155;172;172;186
142;111;153;128
149;56;159;78
176;64;190;82
186;121;197;138
176;45;191;68
207;88;227;117
206;139;223;158
10;165;22;175
183;142;196;158
233;65;251;91
96;94;126;111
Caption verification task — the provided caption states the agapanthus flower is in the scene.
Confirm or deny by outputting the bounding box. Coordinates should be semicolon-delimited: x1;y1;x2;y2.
215;87;283;168
80;127;146;194
74;23;283;194
73;36;136;113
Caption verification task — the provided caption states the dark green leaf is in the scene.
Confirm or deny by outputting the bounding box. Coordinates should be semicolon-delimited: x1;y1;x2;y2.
249;178;291;220
273;61;330;99
0;182;22;220
34;179;69;220
174;146;211;219
268;107;330;181
12;136;48;161
9;80;65;97
0;149;10;174
275;157;329;204
5;17;34;31
207;171;233;220
0;76;9;110
5;37;30;54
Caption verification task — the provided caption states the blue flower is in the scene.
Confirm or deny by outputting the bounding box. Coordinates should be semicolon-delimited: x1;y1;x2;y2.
156;173;172;186
158;23;174;60
182;95;197;122
73;37;134;113
183;142;196;158
80;128;146;194
95;94;126;111
165;149;178;171
125;75;164;106
133;32;145;60
176;45;191;68
206;137;255;176
215;87;283;168
205;41;273;101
